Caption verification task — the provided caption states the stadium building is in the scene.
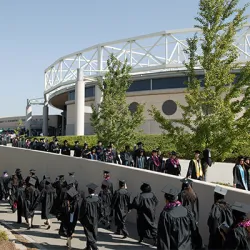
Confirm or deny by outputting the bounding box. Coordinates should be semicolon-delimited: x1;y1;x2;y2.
41;25;250;136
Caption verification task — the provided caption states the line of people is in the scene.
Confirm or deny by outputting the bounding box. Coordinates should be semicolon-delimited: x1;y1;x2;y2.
0;168;249;249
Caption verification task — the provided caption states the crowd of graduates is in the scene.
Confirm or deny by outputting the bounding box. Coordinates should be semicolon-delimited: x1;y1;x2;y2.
0;167;250;250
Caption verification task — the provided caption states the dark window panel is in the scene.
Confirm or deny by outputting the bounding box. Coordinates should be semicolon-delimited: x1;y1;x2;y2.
85;86;95;98
152;77;187;90
127;80;151;92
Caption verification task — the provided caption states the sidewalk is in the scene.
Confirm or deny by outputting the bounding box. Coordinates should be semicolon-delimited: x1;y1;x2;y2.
0;202;156;250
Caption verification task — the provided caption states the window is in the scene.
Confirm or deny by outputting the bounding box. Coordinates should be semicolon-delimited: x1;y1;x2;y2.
127;80;151;92
162;100;177;116
129;102;139;114
68;91;75;101
85;86;95;98
152;77;187;90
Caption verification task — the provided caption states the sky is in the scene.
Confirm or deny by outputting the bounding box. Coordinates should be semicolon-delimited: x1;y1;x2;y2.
0;0;249;117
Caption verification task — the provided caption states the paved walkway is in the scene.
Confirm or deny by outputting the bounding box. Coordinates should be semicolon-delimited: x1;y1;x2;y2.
0;202;156;250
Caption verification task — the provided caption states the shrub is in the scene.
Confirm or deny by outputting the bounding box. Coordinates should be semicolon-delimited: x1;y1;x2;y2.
0;230;8;242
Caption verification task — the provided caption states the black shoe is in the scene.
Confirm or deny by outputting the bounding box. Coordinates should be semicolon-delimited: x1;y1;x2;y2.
122;234;128;239
114;231;120;235
47;225;51;230
153;238;157;246
106;225;111;230
139;237;143;243
27;227;31;230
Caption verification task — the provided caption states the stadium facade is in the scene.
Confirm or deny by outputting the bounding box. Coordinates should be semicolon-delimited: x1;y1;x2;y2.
42;25;250;136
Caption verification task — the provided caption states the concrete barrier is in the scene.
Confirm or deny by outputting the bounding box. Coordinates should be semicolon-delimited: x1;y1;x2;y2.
0;145;249;245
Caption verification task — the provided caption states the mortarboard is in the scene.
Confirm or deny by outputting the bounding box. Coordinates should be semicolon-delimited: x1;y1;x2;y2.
69;172;75;176
86;183;98;191
231;202;250;214
171;151;177;156
245;156;250;161
152;149;158;153
161;185;179;197
103;170;110;174
58;175;64;179
30;169;35;172
45;179;51;184
75;141;79;144
40;138;44;141
214;185;228;196
15;168;21;172
29;177;36;186
67;187;78;198
64;140;68;143
180;178;193;185
55;139;58;142
119;180;126;186
137;142;143;145
194;150;201;154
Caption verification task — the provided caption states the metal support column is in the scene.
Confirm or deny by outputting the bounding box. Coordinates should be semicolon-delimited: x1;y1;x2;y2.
75;68;85;136
42;104;49;136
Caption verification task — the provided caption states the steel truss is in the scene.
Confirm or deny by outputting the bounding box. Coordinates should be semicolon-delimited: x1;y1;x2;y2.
27;98;44;106
44;24;250;100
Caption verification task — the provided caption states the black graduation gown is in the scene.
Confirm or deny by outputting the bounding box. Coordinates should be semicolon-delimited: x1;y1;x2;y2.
105;179;114;195
16;186;26;220
73;145;82;157
223;226;250;250
79;194;102;248
25;175;40;189
0;176;10;200
111;189;130;231
59;191;79;238
131;192;158;239
207;199;234;249
165;159;181;176
178;191;199;224
40;184;57;220
68;176;79;191
157;204;203;250
61;146;71;156
187;160;203;180
98;189;112;221
23;186;40;218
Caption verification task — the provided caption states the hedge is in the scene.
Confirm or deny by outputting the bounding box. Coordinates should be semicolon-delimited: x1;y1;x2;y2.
25;134;176;157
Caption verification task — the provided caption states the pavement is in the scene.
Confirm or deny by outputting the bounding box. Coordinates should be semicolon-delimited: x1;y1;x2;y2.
0;201;156;250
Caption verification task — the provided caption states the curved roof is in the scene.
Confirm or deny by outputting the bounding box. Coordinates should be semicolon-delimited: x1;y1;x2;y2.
44;24;250;102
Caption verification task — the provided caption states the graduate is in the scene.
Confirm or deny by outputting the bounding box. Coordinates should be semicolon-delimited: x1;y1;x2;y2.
68;172;78;191
59;186;79;249
40;177;57;230
186;150;204;180
111;180;130;238
79;183;102;250
103;171;113;195
25;169;39;189
39;175;50;191
131;182;158;244
24;177;41;230
16;181;26;224
223;202;250;249
73;141;82;157
15;168;24;186
8;174;19;213
178;178;199;224
157;185;203;250
98;180;113;229
61;140;71;156
207;185;234;249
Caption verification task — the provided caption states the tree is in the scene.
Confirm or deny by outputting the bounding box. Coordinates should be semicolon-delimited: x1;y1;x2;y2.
91;54;145;149
14;119;23;135
149;0;250;161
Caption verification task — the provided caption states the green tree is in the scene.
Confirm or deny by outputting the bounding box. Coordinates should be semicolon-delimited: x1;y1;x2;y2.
91;54;145;149
14;119;23;135
149;0;250;161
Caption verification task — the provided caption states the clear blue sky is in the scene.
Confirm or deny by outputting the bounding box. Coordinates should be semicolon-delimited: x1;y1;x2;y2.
0;0;249;117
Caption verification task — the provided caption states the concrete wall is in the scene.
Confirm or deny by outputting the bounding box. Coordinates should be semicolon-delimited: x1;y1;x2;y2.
1;146;249;245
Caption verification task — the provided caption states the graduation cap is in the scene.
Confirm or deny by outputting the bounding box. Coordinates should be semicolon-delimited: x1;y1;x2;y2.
45;179;51;184
214;185;228;196
140;182;151;192
119;180;126;186
103;170;110;174
137;142;143;146
231;202;250;214
67;187;78;198
162;185;179;199
69;172;75;176
152;149;158;153
75;141;79;144
171;151;177;156
194;150;201;154
15;168;21;172
58;175;64;179
29;177;36;186
180;178;193;185
64;140;68;143
55;139;58;142
86;183;98;191
30;169;36;174
43;175;50;180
